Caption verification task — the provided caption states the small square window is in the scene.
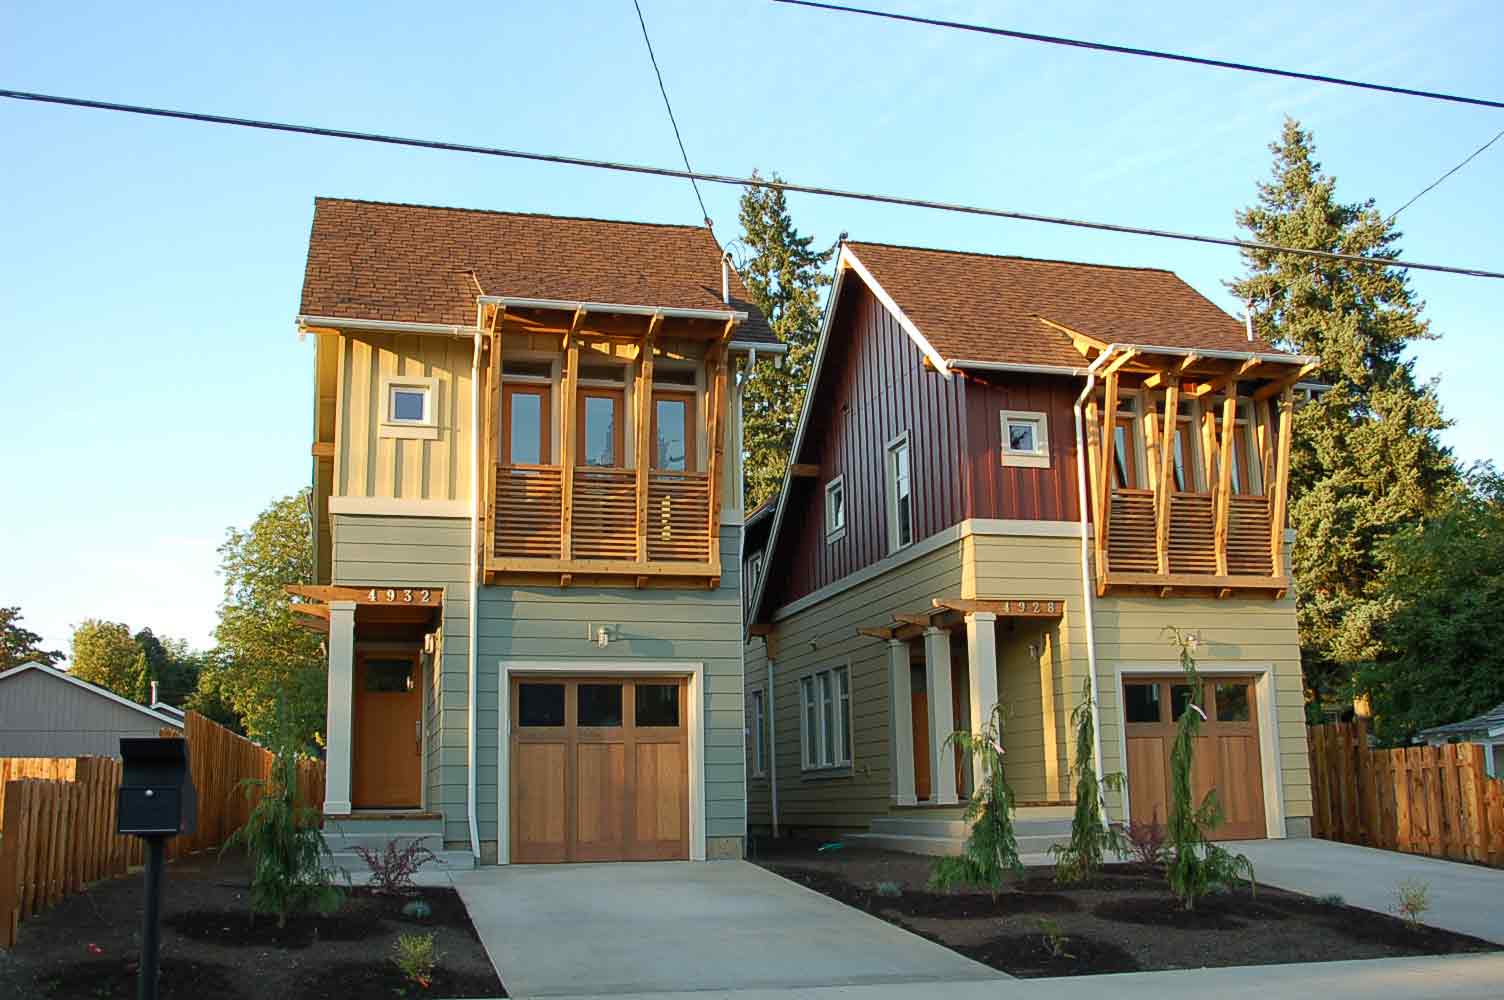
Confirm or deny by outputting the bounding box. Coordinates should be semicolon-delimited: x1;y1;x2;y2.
391;387;427;423
380;376;439;439
1000;410;1050;468
825;476;846;542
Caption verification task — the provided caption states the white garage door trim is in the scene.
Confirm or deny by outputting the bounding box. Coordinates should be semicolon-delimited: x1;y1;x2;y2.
497;659;706;865
1112;661;1287;840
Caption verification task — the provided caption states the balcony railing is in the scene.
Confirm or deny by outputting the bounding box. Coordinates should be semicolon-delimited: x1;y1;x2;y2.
490;464;714;577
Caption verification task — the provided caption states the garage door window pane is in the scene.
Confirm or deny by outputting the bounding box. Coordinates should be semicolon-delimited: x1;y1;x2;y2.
1124;683;1161;723
1215;682;1251;722
578;684;623;727
1171;684;1199;721
635;684;679;727
519;683;565;726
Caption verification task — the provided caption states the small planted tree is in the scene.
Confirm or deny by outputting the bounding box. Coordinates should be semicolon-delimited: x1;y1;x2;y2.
224;703;343;927
929;704;1022;894
1163;627;1255;910
1051;677;1126;883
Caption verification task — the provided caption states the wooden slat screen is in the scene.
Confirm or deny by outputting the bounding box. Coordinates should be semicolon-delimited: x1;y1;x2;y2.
1227;495;1274;576
495;464;564;558
1107;489;1157;573
647;472;712;563
572;467;638;560
1168;492;1218;574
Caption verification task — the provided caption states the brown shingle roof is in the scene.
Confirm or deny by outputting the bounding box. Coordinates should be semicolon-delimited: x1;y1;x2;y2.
299;198;776;344
844;241;1280;368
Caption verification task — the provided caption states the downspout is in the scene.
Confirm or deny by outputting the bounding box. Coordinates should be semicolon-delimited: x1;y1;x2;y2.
767;654;780;838
465;328;482;860
1072;344;1122;816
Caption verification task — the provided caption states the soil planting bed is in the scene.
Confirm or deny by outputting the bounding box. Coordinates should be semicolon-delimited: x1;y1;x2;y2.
0;852;505;999
756;839;1498;977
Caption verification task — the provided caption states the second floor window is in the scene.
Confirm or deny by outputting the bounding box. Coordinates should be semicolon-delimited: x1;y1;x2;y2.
887;434;913;552
503;384;550;465
1113;417;1140;488
578;389;623;467
1000;410;1050;468
652;392;695;471
824;476;846;542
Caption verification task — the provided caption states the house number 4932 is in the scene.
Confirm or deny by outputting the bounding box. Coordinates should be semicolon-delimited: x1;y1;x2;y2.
367;588;432;603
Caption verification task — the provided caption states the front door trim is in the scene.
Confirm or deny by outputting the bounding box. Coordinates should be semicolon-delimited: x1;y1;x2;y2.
497;659;705;864
1112;661;1286;839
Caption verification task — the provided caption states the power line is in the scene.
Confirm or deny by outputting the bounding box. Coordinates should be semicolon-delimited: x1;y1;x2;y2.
1388;127;1504;222
631;0;712;228
772;0;1504;112
3;87;1502;280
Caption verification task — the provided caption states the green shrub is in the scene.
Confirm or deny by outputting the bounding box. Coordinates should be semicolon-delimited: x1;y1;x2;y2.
223;703;343;927
393;931;440;989
929;704;1022;895
1394;880;1430;928
1051;677;1126;883
1163;628;1255;911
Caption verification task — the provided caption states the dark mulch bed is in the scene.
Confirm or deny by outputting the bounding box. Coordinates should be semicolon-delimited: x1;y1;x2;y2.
0;852;505;999
757;839;1499;978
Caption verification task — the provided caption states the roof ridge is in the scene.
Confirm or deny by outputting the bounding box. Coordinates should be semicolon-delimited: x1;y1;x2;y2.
314;196;714;234
845;238;1178;276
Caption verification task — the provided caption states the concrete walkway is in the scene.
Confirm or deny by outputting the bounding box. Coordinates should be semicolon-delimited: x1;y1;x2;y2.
535;953;1504;1000
1233;838;1504;944
450;860;1003;998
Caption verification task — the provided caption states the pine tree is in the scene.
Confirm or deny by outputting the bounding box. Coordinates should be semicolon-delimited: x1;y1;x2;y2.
1228;118;1458;696
736;173;833;509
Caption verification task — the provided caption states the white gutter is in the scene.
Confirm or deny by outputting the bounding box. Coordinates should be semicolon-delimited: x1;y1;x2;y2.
296;314;478;337
947;359;1087;377
949;345;1317;376
767;654;780;838
1072;344;1121;815
465;327;482;861
476;294;747;324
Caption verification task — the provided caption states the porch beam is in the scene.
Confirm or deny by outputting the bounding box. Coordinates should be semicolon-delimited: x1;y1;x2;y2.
1253;361;1321;401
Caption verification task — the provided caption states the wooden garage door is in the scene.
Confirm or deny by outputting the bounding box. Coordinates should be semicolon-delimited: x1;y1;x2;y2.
510;676;689;863
1122;676;1267;840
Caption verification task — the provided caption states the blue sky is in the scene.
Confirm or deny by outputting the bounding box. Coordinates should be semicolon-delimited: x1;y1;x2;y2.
3;0;1500;658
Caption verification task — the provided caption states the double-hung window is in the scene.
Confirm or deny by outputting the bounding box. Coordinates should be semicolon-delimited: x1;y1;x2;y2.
799;665;852;770
886;433;913;552
824;476;846;543
748;689;767;777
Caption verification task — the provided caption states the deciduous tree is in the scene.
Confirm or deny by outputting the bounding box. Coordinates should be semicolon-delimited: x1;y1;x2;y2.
1229;118;1458;697
0;606;62;669
70;619;149;702
736;173;833;509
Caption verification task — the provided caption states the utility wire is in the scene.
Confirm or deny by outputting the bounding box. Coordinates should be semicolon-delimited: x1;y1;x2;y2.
3;88;1502;280
1387;127;1504;222
772;0;1504;112
631;0;712;228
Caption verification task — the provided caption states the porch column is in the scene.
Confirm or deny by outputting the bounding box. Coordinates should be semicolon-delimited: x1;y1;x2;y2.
324;599;356;816
923;626;959;805
964;612;1001;782
888;638;917;806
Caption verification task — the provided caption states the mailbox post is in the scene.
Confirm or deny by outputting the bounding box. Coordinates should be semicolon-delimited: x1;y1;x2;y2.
118;738;196;1000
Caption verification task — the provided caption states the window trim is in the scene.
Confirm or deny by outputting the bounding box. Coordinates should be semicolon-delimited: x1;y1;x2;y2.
798;663;854;774
824;475;847;543
1000;409;1050;468
379;375;440;440
885;431;914;554
748;686;767;778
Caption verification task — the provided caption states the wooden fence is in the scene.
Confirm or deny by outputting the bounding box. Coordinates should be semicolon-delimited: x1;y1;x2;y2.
1308;722;1504;866
1;712;326;948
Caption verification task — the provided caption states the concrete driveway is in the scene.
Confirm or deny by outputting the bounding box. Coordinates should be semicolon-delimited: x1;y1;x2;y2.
450;860;1004;998
1233;838;1504;944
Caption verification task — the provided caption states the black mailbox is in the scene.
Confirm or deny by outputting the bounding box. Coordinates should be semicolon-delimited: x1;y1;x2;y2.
118;737;197;837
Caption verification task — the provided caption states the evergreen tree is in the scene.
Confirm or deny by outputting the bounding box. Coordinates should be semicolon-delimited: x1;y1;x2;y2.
1229;118;1458;696
929;704;1023;895
736;172;833;509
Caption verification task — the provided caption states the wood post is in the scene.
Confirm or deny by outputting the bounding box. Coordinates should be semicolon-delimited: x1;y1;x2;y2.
559;331;580;562
482;309;504;572
1097;368;1120;569
634;316;659;564
1155;384;1179;575
1213;390;1237;577
1269;388;1294;576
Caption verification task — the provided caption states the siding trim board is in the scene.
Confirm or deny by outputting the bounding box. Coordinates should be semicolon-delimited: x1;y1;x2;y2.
495;659;707;864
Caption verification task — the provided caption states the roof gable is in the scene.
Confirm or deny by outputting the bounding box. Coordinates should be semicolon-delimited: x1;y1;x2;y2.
299;198;775;343
0;661;184;729
844;240;1279;367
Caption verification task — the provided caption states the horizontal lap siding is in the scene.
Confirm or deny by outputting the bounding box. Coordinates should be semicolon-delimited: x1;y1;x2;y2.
476;525;746;847
965;374;1080;522
332;514;470;845
768;283;968;611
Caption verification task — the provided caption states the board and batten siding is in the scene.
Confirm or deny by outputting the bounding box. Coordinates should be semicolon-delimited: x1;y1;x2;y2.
335;332;473;502
767;282;968;612
477;524;747;853
964;374;1081;523
331;513;470;844
0;670;180;757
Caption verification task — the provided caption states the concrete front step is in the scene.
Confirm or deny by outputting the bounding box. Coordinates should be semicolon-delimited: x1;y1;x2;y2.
853;813;1074;859
323;813;448;855
870;815;1072;840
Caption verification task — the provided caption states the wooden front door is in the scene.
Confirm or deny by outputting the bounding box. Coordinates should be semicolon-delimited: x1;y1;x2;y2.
352;651;423;809
1122;675;1266;840
510;676;689;863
